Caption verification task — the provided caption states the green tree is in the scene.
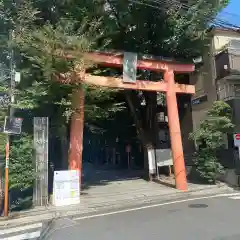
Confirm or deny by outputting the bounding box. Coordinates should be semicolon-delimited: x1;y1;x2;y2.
0;0;124;129
101;0;230;171
190;101;234;183
8;134;34;210
0;0;124;202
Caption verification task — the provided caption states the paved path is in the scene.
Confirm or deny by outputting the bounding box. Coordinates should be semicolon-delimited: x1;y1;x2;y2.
81;169;230;208
44;192;240;240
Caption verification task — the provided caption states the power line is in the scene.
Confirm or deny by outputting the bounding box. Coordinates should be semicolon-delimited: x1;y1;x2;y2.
159;0;240;29
129;0;164;10
129;0;240;30
220;10;240;19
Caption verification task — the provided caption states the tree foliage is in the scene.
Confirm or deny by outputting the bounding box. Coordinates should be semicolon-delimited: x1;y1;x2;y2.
0;0;124;128
0;0;125;199
8;134;34;190
6;134;34;211
190;101;234;183
104;0;229;57
101;0;230;166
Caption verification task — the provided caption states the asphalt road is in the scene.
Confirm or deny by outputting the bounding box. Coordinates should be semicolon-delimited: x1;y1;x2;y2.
45;193;240;240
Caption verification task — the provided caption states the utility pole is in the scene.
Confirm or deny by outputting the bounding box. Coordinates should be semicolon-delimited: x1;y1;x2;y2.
4;29;15;217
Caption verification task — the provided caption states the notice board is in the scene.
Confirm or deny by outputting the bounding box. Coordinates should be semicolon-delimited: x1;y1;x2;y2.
53;170;80;207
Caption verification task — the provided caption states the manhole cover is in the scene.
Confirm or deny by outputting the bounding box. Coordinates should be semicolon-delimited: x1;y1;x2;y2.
188;203;208;208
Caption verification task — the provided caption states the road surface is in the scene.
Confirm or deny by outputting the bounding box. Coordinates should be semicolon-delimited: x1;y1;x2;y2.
44;193;240;240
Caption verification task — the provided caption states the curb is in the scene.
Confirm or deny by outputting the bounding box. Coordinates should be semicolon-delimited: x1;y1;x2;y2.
38;219;55;240
59;184;234;216
0;184;236;228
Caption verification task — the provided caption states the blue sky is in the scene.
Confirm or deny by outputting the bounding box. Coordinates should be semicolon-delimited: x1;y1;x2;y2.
218;0;240;26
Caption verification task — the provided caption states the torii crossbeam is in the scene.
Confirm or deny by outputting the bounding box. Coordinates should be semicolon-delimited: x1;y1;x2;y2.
66;52;195;192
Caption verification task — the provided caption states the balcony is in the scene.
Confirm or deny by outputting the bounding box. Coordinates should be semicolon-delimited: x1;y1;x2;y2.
215;39;240;80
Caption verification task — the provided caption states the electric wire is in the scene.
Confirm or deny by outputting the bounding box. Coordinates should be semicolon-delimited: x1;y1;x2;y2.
128;0;240;30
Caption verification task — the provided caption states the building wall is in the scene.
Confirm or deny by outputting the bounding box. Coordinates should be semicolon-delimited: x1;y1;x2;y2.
190;37;217;131
213;29;240;54
179;98;195;156
227;99;240;132
190;29;240;132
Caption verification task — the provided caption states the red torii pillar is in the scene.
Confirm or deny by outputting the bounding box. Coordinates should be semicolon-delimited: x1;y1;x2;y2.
68;87;84;171
67;52;195;191
164;69;187;191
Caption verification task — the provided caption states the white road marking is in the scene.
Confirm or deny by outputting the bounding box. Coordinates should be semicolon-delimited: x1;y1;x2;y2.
228;196;240;200
62;217;77;224
74;192;240;221
219;193;240;197
0;222;42;235
1;231;41;240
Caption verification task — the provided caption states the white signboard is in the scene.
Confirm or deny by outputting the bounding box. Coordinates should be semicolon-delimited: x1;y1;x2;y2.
147;149;156;174
4;117;23;135
148;148;173;174
234;134;240;147
53;170;80;207
155;149;173;167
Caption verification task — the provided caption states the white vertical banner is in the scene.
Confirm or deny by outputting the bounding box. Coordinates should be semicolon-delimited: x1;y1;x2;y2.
147;149;156;174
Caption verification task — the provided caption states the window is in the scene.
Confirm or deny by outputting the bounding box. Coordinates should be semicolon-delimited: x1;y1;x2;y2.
234;84;240;98
218;84;226;100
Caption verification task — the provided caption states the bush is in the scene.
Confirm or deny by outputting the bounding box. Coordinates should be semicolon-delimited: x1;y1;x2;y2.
193;149;224;183
190;101;234;183
8;134;34;210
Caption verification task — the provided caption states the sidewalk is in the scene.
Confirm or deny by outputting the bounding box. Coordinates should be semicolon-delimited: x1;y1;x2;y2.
0;179;236;228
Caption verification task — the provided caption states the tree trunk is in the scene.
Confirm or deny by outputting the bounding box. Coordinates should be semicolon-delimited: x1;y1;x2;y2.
59;125;69;170
125;90;158;180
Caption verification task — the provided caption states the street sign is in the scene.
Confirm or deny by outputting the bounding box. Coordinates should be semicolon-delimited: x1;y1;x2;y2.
191;94;207;106
3;117;23;135
126;144;132;153
234;134;240;162
234;134;240;147
123;52;137;83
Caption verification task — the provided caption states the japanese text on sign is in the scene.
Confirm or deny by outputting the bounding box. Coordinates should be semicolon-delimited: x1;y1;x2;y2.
53;170;80;207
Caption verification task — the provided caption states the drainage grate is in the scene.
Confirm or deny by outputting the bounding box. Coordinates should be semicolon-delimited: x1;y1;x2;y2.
188;203;208;209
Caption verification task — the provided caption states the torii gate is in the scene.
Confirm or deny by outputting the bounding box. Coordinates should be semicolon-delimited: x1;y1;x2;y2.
64;52;195;191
